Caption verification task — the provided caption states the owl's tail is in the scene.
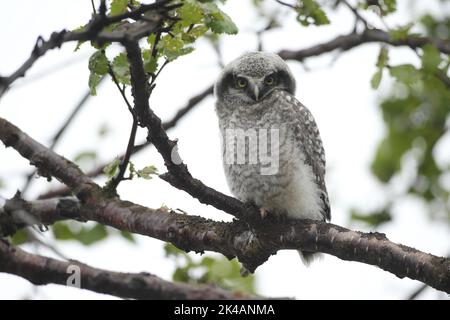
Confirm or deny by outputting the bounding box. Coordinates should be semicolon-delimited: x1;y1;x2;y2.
297;250;322;266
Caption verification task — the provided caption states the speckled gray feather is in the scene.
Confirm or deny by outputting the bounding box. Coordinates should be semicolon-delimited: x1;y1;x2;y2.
214;52;330;264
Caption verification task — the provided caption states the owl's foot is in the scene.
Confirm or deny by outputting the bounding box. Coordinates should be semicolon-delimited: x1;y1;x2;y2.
259;207;269;219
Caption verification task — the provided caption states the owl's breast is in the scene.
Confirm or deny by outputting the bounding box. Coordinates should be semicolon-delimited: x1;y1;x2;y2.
216;93;323;220
219;106;298;209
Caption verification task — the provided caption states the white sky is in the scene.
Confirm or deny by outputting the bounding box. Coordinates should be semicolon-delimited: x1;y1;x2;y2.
0;0;449;299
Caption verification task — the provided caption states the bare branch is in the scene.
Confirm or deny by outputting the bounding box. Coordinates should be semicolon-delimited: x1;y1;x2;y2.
107;64;138;191
1;195;449;293
0;118;101;203
278;29;450;61
0;240;254;300
0;1;177;97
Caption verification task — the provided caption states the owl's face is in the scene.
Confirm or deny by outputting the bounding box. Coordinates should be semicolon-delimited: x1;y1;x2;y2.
215;52;296;107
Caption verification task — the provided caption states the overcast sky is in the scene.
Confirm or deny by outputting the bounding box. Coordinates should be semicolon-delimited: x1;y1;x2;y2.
0;0;449;299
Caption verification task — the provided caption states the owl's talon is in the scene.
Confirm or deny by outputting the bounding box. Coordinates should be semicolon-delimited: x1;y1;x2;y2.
259;207;269;219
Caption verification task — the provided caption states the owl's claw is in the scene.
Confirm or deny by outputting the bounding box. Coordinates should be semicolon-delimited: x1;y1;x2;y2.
259;207;269;219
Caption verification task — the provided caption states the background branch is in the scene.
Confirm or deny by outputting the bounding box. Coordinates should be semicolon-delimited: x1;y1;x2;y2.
0;240;253;300
278;28;450;61
0;1;176;97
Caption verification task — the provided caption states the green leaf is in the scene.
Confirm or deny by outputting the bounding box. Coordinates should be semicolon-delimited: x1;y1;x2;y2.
376;46;389;69
120;230;136;243
350;209;392;227
182;25;208;43
52;222;108;246
361;0;396;16
173;267;190;282
74;151;97;163
88;51;109;95
389;23;414;41
381;0;396;15
142;49;159;74
389;64;421;85
295;0;330;26
110;0;128;16
52;222;76;240
159;35;194;61
178;0;204;26
73;25;86;51
88;72;102;95
137;165;158;180
112;53;131;85
103;158;121;178
76;224;108;246
371;69;383;89
421;44;441;71
201;3;238;34
11;229;29;245
371;47;388;89
89;50;109;75
164;242;187;257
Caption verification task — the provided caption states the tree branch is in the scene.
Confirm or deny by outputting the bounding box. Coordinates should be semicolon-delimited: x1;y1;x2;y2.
0;118;102;204
124;40;260;222
36;84;213;200
0;240;253;300
278;29;450;61
1;194;449;293
0;1;177;97
1;5;449;297
107;64;138;191
1;116;449;292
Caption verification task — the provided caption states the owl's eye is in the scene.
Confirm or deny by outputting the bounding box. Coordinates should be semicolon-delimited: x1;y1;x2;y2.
235;77;248;89
264;75;275;85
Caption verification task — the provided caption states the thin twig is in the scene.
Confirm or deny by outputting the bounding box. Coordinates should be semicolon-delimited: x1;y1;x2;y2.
108;118;138;190
90;0;97;14
150;59;169;85
275;0;297;10
340;0;369;30
107;64;138;190
109;64;134;115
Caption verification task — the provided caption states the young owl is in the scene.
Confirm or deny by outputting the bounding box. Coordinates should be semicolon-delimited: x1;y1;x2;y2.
214;52;330;264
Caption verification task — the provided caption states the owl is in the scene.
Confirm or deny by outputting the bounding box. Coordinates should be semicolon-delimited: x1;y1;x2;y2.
214;52;330;264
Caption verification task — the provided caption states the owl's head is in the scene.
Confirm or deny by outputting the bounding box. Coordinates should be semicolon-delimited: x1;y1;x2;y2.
214;52;296;106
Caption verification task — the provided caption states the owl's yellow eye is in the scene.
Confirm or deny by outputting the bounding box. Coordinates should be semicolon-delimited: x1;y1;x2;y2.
236;77;248;88
265;76;274;85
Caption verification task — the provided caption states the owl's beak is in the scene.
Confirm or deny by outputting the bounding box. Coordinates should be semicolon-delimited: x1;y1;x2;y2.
248;81;262;101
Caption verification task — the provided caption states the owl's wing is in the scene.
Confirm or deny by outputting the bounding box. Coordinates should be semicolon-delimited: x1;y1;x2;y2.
284;92;331;221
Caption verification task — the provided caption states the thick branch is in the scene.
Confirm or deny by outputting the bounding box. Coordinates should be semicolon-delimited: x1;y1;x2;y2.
1;12;449;296
0;118;101;203
1;196;449;293
0;240;252;300
0;117;449;292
